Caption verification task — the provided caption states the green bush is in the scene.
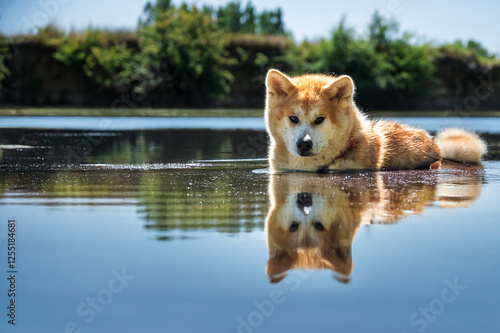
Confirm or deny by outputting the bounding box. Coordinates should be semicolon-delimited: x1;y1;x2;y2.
136;6;233;105
54;29;135;89
287;13;436;109
318;17;382;98
5;1;498;109
366;13;436;107
439;39;497;65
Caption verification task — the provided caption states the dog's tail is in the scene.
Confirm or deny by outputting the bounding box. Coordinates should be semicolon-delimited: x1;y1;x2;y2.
434;128;487;163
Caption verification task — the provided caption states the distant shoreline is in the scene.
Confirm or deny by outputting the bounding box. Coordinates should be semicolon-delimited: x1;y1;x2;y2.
0;108;499;118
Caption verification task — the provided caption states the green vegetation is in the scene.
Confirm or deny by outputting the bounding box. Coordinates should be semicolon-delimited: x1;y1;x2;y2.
0;1;498;110
0;35;12;94
134;0;285;105
206;1;285;35
290;13;437;109
54;29;135;89
440;39;497;64
137;5;233;106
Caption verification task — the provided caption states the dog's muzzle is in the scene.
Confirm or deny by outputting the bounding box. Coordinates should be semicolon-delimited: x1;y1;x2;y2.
296;134;314;156
296;192;313;207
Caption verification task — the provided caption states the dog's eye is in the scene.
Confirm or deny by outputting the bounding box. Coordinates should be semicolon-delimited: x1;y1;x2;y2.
314;117;325;125
289;116;299;124
314;221;325;231
289;222;299;232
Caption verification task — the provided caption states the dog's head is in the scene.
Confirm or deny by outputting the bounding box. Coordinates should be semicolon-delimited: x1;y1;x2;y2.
265;70;357;170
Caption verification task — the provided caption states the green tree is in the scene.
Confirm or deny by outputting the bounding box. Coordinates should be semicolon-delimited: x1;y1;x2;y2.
307;17;381;99
139;0;173;27
137;6;233;106
53;29;135;89
443;39;496;62
208;1;284;35
289;13;436;109
241;2;256;33
366;12;435;104
368;11;399;51
465;40;492;58
217;1;243;33
258;8;284;34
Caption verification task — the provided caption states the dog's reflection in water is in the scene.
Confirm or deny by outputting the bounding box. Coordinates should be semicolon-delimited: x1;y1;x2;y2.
265;166;483;283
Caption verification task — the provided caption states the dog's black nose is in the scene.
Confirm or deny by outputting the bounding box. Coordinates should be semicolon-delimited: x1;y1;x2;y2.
296;192;313;207
296;137;313;155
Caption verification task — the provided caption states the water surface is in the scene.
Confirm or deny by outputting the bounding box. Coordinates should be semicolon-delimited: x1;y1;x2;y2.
0;116;499;333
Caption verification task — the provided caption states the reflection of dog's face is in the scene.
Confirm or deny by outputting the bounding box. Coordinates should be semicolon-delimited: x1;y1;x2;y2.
266;174;364;283
265;168;483;284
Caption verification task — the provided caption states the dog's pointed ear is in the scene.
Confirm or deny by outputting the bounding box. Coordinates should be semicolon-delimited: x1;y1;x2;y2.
322;243;353;278
266;250;292;284
266;69;296;99
322;75;355;108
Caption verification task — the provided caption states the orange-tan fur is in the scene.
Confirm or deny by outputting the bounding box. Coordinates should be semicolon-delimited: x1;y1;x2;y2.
265;168;483;283
265;69;487;173
435;128;487;163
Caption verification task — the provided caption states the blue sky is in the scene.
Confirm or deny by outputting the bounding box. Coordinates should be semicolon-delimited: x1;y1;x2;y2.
0;0;499;54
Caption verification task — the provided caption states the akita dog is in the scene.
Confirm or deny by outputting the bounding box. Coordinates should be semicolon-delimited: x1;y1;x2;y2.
265;69;487;172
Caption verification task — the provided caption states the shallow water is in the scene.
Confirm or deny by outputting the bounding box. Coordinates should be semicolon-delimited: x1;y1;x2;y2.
0;116;499;333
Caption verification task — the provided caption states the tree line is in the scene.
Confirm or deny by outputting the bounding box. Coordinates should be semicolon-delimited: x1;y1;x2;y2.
0;0;497;109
